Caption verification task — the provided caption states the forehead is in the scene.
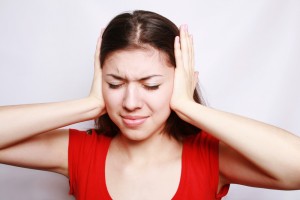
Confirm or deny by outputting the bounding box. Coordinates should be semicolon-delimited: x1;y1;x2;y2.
102;48;173;76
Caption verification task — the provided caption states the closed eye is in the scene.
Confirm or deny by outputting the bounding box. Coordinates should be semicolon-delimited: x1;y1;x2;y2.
143;85;160;91
108;83;123;89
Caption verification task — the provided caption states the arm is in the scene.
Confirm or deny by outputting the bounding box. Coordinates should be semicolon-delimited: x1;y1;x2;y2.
0;129;69;176
178;103;300;189
0;98;102;149
172;25;300;189
0;34;105;175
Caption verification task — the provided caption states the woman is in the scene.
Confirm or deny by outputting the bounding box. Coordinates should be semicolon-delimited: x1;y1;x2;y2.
0;10;300;200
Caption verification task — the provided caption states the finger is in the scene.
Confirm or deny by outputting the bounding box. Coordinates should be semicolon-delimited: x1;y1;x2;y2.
100;28;105;36
95;28;104;57
94;29;103;70
194;71;199;89
174;36;183;70
179;25;189;70
189;34;195;70
186;33;194;79
188;34;196;82
187;33;191;66
95;33;102;58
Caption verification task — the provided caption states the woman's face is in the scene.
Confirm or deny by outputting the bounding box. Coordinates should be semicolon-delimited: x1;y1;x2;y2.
102;47;174;141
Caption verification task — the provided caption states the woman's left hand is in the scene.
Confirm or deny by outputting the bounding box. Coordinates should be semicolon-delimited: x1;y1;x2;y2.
170;25;198;112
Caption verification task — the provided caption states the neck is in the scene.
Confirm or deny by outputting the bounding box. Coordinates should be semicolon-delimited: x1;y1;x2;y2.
111;132;182;165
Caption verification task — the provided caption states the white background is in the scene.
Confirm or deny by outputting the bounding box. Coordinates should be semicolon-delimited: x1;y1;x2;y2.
0;0;300;199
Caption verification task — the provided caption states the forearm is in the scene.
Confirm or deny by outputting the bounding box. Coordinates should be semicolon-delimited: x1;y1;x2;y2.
174;101;300;184
0;97;103;149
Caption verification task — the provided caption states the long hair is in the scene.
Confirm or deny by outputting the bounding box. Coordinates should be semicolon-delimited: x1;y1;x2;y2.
95;10;205;140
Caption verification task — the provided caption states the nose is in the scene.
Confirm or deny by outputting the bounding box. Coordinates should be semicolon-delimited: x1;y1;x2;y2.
122;84;143;111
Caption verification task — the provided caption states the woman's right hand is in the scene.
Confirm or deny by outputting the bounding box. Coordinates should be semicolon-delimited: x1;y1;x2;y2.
0;32;108;175
88;32;106;117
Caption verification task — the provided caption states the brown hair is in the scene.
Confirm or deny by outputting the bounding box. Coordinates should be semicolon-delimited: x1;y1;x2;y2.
94;10;204;140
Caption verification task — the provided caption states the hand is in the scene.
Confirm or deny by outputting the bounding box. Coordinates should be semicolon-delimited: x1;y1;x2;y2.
170;25;198;111
88;31;106;117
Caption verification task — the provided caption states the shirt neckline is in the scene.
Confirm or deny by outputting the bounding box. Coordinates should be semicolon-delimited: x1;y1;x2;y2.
101;136;186;200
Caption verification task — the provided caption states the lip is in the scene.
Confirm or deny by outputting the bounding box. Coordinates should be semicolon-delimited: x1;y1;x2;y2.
121;115;148;127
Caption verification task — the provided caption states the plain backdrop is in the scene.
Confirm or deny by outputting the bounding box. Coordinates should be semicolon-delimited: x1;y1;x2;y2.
0;0;300;199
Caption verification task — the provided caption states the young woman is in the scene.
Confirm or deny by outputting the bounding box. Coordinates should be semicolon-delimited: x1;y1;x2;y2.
0;10;300;200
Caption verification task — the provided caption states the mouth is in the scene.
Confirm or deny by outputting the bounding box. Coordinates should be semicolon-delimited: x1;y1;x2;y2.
121;115;148;127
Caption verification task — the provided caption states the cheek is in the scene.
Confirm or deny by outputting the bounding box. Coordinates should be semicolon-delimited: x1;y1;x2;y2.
102;87;121;112
148;83;173;113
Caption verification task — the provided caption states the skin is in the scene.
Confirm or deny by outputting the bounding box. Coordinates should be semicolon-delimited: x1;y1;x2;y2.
0;24;300;199
102;48;174;142
173;25;300;190
102;48;181;199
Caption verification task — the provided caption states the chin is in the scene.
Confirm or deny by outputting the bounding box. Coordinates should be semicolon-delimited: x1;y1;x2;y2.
119;128;158;142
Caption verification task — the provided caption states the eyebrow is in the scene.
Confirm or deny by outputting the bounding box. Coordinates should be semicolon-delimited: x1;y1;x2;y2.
106;74;163;81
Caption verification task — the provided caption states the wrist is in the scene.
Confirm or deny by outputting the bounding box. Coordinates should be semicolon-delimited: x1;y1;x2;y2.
171;98;194;112
171;99;197;119
83;96;106;119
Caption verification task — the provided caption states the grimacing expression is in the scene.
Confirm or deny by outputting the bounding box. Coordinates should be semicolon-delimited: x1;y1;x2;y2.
102;47;175;141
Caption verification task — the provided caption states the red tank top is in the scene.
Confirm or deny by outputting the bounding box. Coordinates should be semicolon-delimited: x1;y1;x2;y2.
68;129;229;200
